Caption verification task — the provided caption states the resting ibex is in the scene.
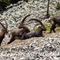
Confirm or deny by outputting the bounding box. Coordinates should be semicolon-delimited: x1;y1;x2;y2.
49;16;60;33
0;20;8;46
29;18;46;31
21;18;46;39
7;14;30;44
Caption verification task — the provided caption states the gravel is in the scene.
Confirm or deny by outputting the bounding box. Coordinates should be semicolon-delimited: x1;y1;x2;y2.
0;0;59;30
0;0;60;60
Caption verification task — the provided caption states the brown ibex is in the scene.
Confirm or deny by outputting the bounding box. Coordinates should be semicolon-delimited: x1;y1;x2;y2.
21;18;46;39
7;14;30;44
49;16;60;33
0;20;8;46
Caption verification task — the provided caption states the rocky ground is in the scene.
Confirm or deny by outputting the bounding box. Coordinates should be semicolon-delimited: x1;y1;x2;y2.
0;0;60;60
0;0;59;30
0;32;60;60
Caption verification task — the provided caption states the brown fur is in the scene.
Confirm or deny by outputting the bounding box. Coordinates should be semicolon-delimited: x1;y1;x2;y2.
7;14;30;44
49;16;60;33
20;18;46;39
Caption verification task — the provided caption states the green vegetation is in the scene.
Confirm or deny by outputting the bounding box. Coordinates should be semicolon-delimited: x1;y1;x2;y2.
56;2;60;10
0;0;22;7
0;0;28;6
24;0;28;2
0;0;11;5
32;23;51;33
44;23;51;33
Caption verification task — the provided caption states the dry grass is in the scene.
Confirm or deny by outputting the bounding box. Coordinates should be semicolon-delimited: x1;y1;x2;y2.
1;38;34;48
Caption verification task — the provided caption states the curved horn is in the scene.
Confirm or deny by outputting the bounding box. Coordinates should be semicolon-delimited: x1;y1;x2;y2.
0;20;8;31
0;22;6;29
4;20;8;29
29;18;44;26
29;18;46;31
20;14;31;25
18;14;31;28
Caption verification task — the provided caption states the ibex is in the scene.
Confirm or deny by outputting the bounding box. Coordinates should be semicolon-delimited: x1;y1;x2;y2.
7;14;30;44
0;20;8;46
49;16;60;33
21;18;46;39
29;18;46;31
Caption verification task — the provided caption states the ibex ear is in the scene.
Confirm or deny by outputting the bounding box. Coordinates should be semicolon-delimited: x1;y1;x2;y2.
48;17;54;24
48;17;51;21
